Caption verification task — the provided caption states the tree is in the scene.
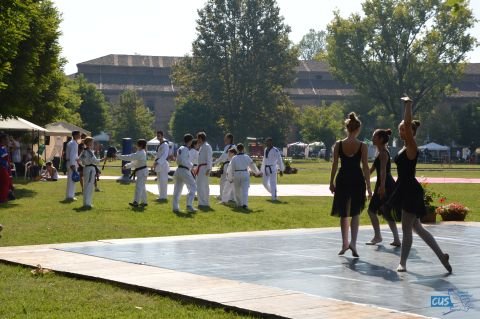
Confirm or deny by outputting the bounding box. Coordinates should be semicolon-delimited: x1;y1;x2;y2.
453;101;480;147
297;29;327;60
109;90;154;144
172;0;298;145
0;0;79;125
74;75;110;135
169;98;224;144
326;0;476;119
296;102;345;152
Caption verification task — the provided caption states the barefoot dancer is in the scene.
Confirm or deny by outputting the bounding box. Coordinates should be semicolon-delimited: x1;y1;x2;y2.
366;129;401;247
388;97;451;273
330;112;372;258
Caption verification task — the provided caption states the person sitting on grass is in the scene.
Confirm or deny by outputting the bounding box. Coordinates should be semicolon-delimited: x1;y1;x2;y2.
40;161;58;181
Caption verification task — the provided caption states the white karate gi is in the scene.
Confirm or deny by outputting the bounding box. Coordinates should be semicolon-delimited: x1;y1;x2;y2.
79;148;101;207
227;153;260;207
154;140;170;200
118;150;148;205
213;143;235;201
221;153;235;203
196;142;212;206
172;145;196;211
261;147;285;200
65;138;79;199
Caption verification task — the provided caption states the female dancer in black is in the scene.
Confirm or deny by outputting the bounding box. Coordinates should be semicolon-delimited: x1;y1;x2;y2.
389;97;451;273
366;129;401;247
330;112;372;258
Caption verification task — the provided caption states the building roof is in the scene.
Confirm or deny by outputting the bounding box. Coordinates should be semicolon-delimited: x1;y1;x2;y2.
78;54;480;74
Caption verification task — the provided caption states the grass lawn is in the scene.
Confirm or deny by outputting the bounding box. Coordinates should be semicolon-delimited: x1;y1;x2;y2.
99;159;480;185
0;177;478;318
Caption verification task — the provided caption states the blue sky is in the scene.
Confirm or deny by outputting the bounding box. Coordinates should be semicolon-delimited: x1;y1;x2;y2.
53;0;480;74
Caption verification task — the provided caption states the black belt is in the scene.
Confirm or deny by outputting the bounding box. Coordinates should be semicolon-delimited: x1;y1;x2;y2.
224;161;230;164
129;166;147;179
178;165;190;170
235;169;247;172
265;165;273;175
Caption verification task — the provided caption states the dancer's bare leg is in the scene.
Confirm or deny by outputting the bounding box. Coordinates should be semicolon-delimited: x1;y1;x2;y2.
367;210;382;244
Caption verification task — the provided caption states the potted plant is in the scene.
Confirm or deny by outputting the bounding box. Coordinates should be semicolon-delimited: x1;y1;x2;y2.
420;181;444;223
436;202;469;221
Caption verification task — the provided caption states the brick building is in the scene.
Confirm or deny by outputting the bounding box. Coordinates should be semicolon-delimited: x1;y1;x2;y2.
76;54;480;137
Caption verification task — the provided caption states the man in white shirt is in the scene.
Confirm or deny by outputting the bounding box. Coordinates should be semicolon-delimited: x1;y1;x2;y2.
65;131;80;201
213;133;235;202
153;130;169;201
195;132;212;208
227;143;260;209
172;134;197;213
261;137;285;201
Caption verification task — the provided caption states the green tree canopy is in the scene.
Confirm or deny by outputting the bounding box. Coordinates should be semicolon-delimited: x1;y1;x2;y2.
74;75;110;135
172;0;298;145
326;0;476;119
297;29;327;60
0;0;79;125
109;90;154;144
169;98;224;144
295;102;345;150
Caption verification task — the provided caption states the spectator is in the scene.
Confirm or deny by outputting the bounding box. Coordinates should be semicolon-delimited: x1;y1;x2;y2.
9;136;22;175
40;161;58;181
0;133;12;203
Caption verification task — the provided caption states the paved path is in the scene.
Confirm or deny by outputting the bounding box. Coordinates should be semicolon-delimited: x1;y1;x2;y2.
7;224;480;318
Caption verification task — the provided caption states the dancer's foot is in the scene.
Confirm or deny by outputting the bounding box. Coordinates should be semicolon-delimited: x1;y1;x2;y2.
397;264;407;272
338;246;349;256
441;253;452;274
390;241;401;247
366;237;382;245
349;244;359;258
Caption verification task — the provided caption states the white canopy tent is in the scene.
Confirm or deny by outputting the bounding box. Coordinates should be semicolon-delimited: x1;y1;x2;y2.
418;142;450;162
418;142;450;151
92;131;110;142
0;116;48;133
45;122;90;137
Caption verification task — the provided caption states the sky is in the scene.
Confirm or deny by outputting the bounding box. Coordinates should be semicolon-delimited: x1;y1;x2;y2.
53;0;480;75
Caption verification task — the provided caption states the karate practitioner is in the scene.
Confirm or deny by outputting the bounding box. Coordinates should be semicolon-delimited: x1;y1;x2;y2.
65;131;80;201
213;133;235;201
189;139;199;167
117;139;148;207
220;147;237;204
261;137;285;201
227;143;260;209
79;137;104;208
172;134;197;213
195;132;212;208
153;130;169;201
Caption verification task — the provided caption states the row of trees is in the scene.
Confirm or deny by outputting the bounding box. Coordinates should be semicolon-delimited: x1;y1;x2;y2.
2;0;477;149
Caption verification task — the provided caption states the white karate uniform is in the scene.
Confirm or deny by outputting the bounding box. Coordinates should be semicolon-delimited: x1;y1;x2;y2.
221;153;235;203
172;145;196;211
213;144;235;201
117;150;148;204
189;148;199;166
196;142;212;206
261;147;285;200
154;140;170;200
79;148;101;207
65;139;79;199
227;153;260;207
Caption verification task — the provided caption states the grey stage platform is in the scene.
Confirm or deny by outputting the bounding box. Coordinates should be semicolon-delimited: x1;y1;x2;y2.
60;224;479;319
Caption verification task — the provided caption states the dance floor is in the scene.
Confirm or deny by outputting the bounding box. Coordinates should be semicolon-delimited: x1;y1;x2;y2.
54;223;479;319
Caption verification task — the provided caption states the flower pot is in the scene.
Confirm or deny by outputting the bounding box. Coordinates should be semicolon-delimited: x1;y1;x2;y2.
440;213;466;221
421;211;437;223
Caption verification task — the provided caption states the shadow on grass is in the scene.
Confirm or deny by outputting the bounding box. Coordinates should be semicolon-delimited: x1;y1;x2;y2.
130;206;146;213
267;200;289;205
73;206;93;213
231;206;263;214
173;210;195;219
197;206;215;212
12;188;37;199
0;201;19;208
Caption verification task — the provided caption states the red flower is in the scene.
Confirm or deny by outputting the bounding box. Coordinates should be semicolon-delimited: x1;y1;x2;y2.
439;197;446;204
